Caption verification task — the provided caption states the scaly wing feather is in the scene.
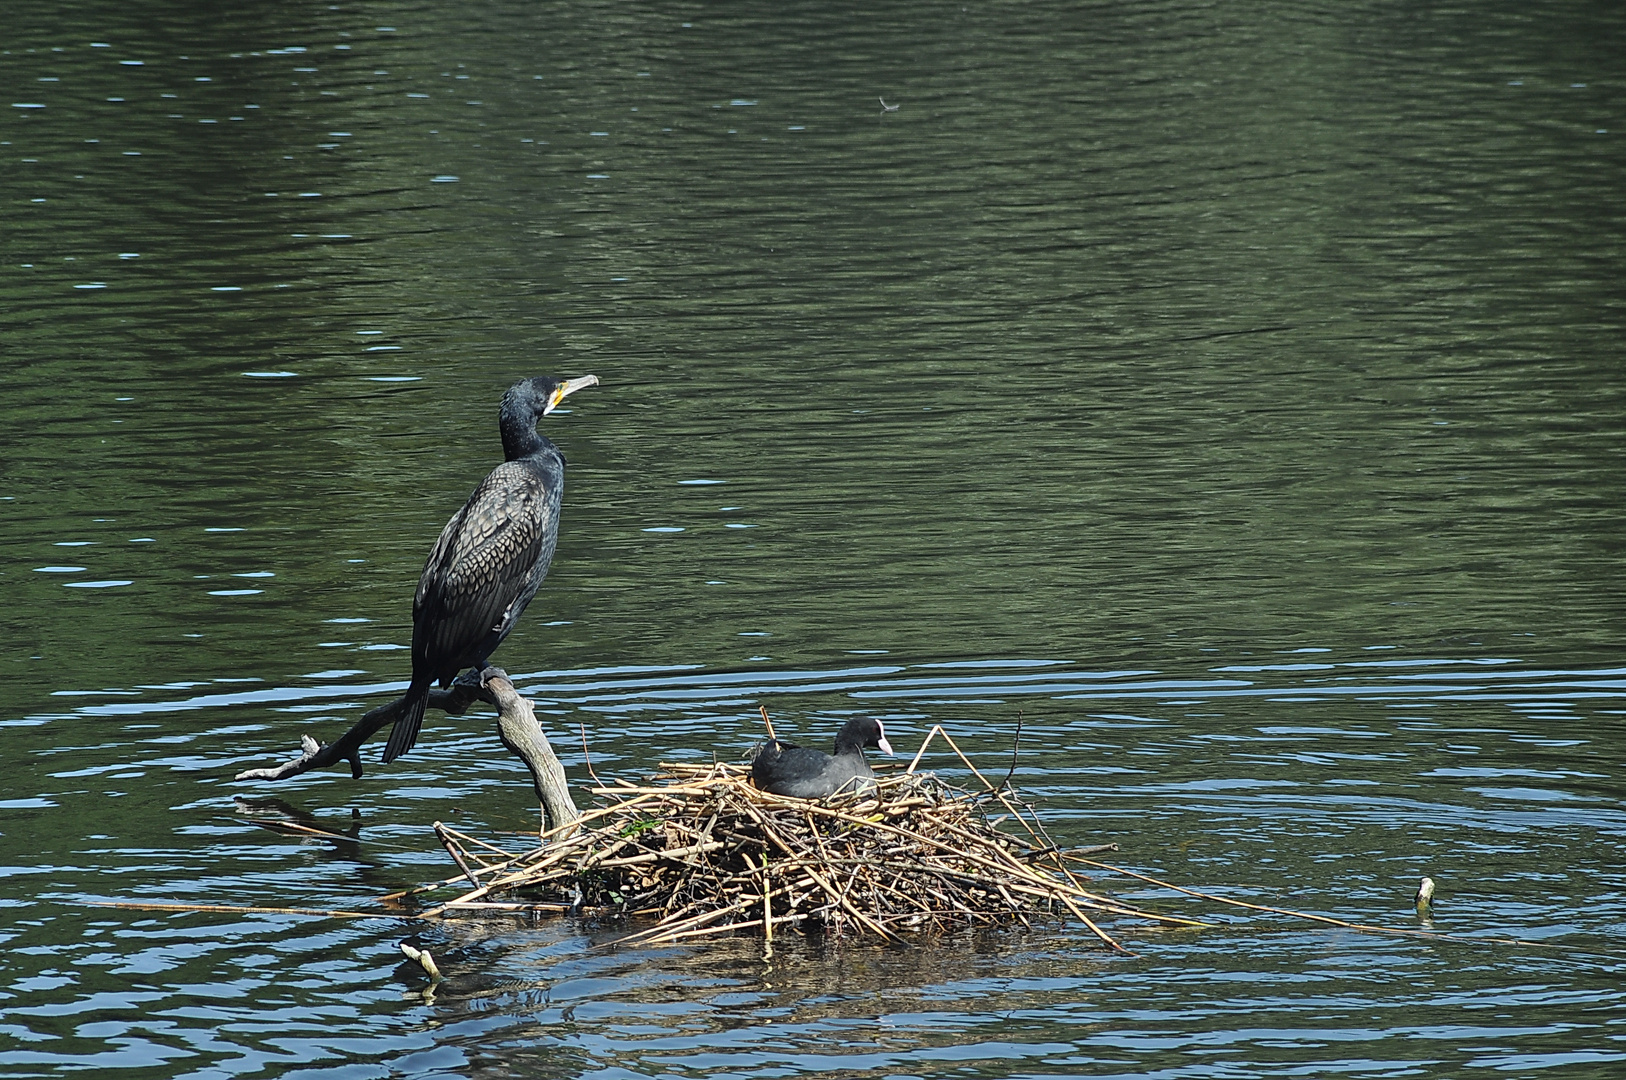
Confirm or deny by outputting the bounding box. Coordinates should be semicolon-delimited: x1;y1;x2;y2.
412;460;554;678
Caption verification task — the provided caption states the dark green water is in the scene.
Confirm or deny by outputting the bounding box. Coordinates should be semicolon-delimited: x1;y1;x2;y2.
4;2;1625;1077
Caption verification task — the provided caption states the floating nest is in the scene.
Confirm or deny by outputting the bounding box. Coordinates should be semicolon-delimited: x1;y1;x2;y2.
414;754;1198;953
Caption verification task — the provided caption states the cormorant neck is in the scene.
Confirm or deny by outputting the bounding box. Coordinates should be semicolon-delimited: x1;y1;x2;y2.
499;401;551;461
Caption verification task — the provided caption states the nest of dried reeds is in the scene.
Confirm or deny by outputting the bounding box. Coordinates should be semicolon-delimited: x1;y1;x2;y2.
417;744;1198;953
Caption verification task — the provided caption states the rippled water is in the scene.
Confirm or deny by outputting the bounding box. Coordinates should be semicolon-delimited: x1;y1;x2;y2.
4;1;1625;1076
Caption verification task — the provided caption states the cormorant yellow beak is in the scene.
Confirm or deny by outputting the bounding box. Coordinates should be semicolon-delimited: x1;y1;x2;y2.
544;374;600;415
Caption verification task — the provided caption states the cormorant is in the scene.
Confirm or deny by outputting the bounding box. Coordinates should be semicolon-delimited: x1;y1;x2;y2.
750;717;895;798
383;374;599;764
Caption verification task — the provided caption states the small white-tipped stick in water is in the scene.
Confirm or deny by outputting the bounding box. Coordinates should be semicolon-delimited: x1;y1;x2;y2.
399;942;442;981
1415;876;1436;917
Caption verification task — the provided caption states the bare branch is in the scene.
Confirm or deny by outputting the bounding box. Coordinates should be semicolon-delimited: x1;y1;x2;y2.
233;671;525;782
486;672;580;837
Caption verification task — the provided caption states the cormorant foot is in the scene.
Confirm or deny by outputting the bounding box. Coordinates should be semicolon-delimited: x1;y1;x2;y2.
478;665;508;689
450;667;486;689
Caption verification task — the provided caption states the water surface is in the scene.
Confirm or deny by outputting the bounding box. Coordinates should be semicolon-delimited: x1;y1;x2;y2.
3;1;1624;1077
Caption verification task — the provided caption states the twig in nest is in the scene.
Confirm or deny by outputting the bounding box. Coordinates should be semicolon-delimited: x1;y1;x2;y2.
580;721;608;792
433;821;481;888
997;710;1024;791
435;823;516;861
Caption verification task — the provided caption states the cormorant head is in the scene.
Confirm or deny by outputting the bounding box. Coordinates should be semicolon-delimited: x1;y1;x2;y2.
544;374;599;415
500;374;599;459
507;374;599;417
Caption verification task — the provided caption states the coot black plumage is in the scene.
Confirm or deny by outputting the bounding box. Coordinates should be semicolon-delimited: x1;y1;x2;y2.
750;716;895;798
383;374;599;764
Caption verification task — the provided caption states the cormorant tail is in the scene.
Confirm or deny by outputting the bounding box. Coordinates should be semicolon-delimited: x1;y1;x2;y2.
382;689;427;764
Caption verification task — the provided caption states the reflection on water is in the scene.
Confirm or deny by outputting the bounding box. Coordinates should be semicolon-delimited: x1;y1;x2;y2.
8;651;1626;1074
3;0;1624;1076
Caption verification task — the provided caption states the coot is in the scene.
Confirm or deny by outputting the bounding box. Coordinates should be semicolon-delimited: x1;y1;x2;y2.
750;716;895;798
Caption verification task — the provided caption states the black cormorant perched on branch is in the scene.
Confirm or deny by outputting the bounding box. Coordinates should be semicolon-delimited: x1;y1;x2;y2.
383;374;599;764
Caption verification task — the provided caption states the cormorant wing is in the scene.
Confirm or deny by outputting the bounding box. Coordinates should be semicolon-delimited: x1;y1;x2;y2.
413;461;554;667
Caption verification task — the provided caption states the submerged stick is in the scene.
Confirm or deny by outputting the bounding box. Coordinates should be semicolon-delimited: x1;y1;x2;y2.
1067;856;1572;950
90;900;406;920
239;818;374;845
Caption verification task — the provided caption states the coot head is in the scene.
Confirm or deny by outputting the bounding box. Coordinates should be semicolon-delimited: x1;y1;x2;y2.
833;715;893;758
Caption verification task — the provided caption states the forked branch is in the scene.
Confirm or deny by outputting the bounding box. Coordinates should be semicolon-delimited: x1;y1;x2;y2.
233;667;580;835
234;676;488;782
